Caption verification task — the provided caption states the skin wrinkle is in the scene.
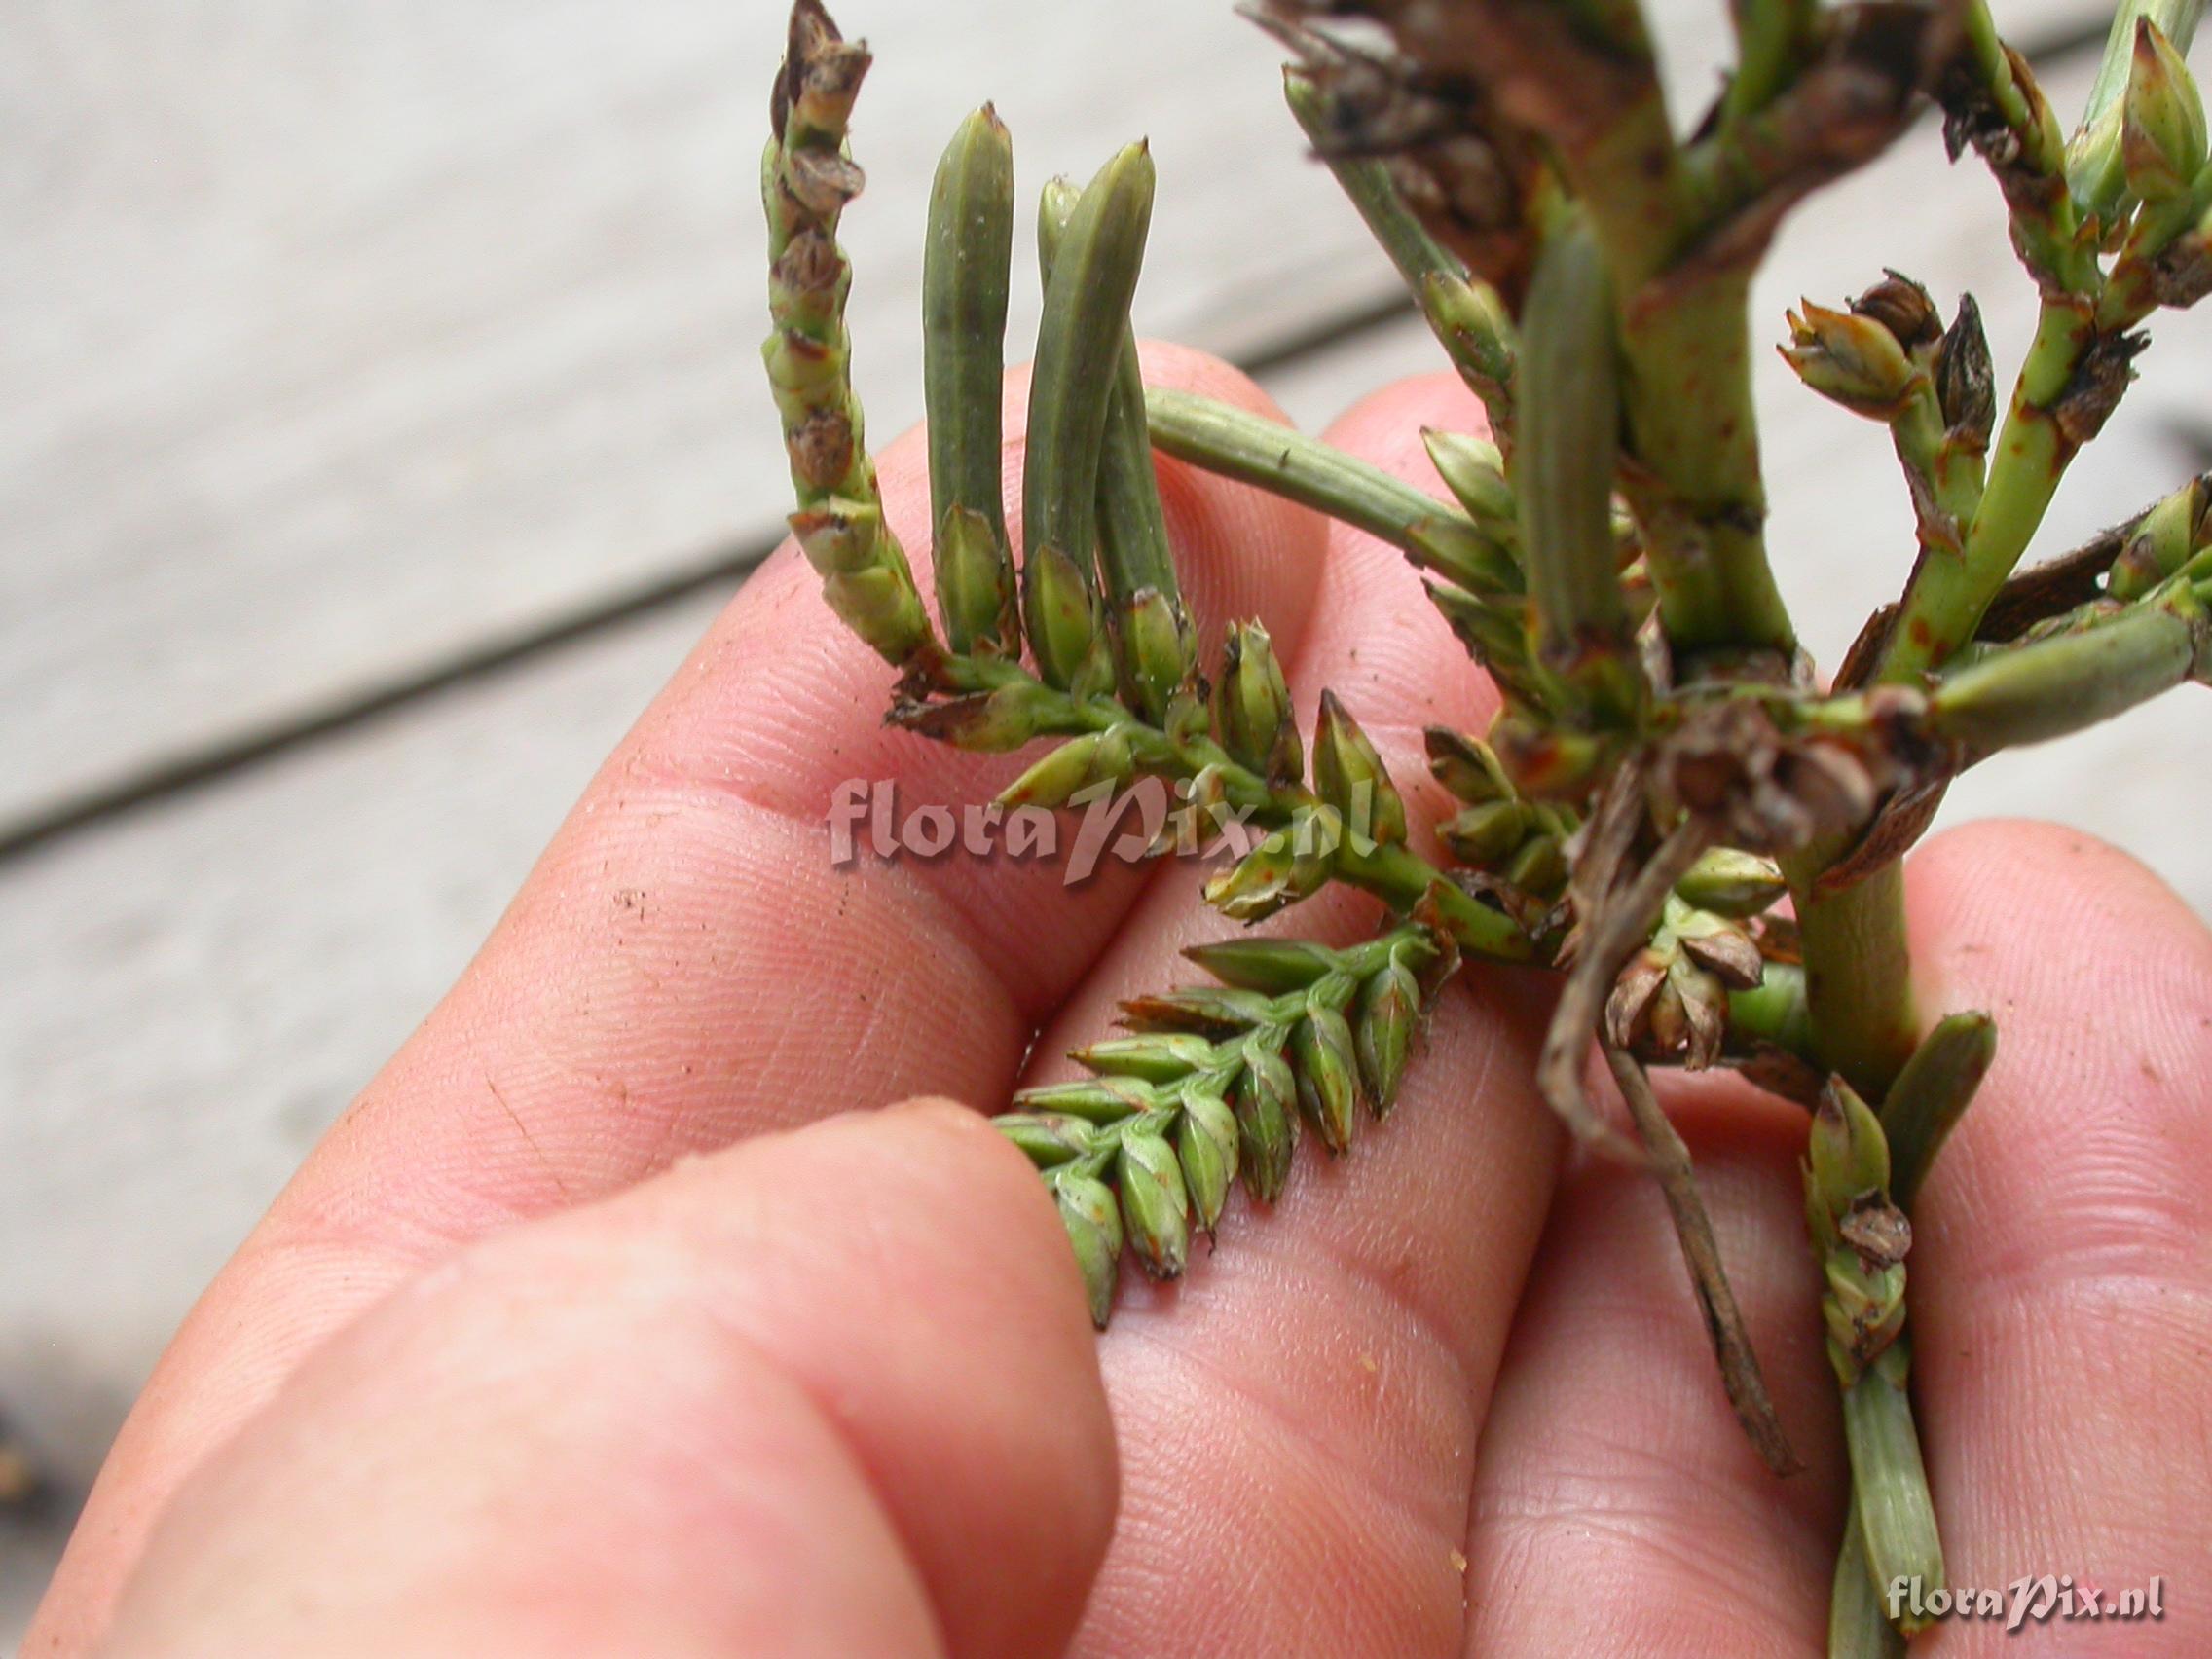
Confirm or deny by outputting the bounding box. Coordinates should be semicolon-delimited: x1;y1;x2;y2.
1112;1317;1467;1546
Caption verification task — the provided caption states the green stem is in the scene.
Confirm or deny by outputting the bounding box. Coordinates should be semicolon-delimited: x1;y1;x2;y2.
1783;857;1919;1099
1878;300;2094;682
1282;68;1518;429
1930;580;2209;749
1721;0;1818;126
1515;212;1641;724
1143;388;1520;595
1618;276;1797;665
931;654;1535;964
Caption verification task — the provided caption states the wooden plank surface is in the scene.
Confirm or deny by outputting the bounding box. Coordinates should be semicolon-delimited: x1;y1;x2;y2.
0;0;1418;838
0;0;2098;839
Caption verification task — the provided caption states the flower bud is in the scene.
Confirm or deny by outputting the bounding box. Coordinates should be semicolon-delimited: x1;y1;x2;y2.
1421;428;1516;526
1822;1251;1907;1373
1176;1087;1240;1234
1071;1033;1218;1084
1213;621;1302;785
1502;830;1567;898
1025;542;1102;692
1934;295;1995;453
1354;951;1421;1116
1052;1169;1124;1328
1780;301;1918;418
1424;726;1513;804
1292;995;1360;1153
1604;945;1670;1052
1183;937;1341;993
1490;713;1612;799
1808;1078;1894;1234
935;503;1018;656
1664;954;1729;1071
1849;271;1940;351
1669;901;1767;989
1423;266;1514;367
1118;984;1276;1036
1235;1034;1299;1202
1425;583;1547;712
1201;808;1338;922
891;681;1044;753
1442;799;1531;866
1115;586;1198;724
1405;516;1518;594
1118;1122;1192;1278
790;498;882;577
2109;474;2208;600
1313;690;1406;847
995;1112;1099;1166
822;565;935;666
1011;1076;1154;1124
2123;18;2207;204
996;725;1134;810
1674;847;1787;917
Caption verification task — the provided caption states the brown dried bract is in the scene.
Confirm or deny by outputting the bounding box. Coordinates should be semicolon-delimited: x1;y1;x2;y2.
774;0;870;144
1838;1195;1913;1269
1814;774;1951;895
1659;4;1960;294
2051;328;2150;451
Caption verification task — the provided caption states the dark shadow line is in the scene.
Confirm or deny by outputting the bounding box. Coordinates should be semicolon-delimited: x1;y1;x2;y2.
0;537;779;862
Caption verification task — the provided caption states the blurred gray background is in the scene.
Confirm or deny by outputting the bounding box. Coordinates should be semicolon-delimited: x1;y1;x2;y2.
3;0;2205;1636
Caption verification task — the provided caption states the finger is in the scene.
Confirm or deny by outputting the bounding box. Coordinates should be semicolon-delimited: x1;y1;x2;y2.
34;345;1324;1650
1461;1080;1846;1657
1460;818;2212;1655
1042;373;1567;1658
101;1103;1115;1659
1902;822;2212;1650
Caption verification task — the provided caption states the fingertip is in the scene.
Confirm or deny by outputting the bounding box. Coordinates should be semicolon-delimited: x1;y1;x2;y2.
1899;819;2212;1625
668;1105;1121;1656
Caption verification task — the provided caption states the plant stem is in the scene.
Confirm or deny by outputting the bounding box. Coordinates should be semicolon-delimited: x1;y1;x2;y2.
1722;0;1818;127
1619;276;1797;665
1515;212;1641;724
1931;580;2209;749
1878;300;2095;682
925;653;1537;964
1781;856;1918;1099
1281;68;1518;429
1143;387;1521;595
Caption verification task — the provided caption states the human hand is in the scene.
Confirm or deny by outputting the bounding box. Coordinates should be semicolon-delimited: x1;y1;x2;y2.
37;350;2212;1656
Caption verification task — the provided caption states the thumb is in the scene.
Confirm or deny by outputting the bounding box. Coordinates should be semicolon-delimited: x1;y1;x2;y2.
100;1101;1117;1659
